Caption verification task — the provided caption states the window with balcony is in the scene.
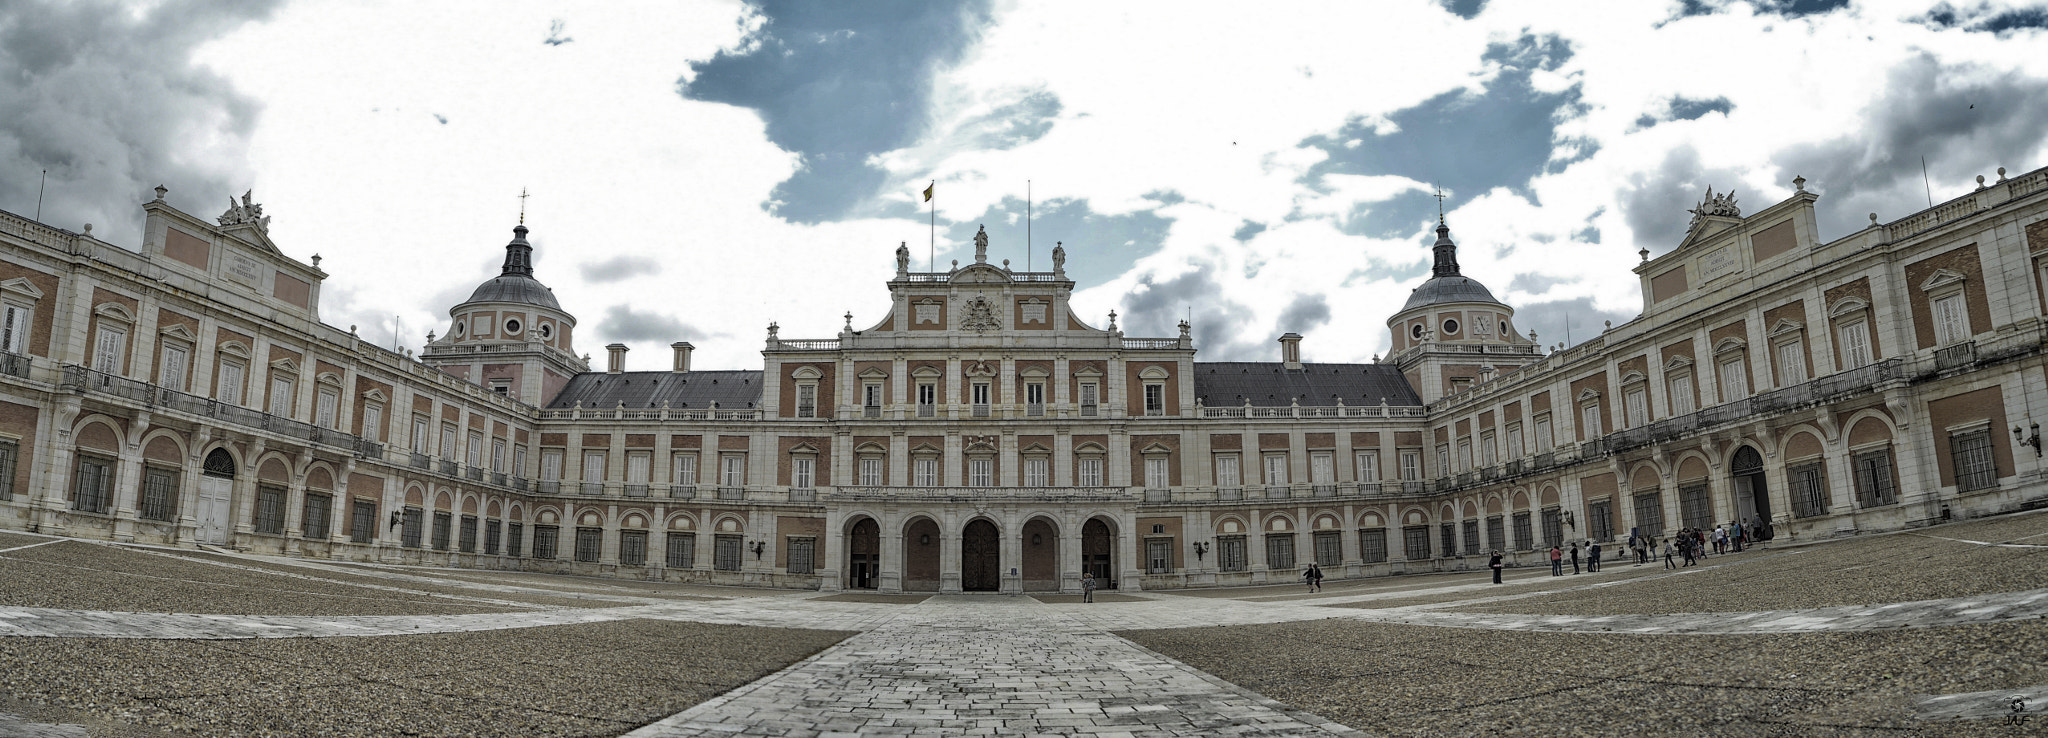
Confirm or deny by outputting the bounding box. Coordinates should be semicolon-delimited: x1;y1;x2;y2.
1144;456;1170;489
1837;318;1872;369
1400;450;1421;481
1932;292;1969;345
468;431;485;468
672;452;697;488
0;301;31;355
1624;388;1648;429
720;454;747;488
492;438;507;473
792;455;816;490
1354;451;1377;482
1026;381;1045;417
1022;456;1048;487
968;457;994;487
1667;375;1695;416
1143;383;1165;416
159;343;189;390
1263;453;1289;487
1479;432;1496;467
540;449;563;482
582;450;606;494
1308;452;1333;491
1533;415;1553;452
314;388;338;429
1719;357;1748;401
411;415;429;453
971;382;991;418
1581;403;1602;439
859;455;885;486
92;325;126;374
218;359;245;405
268;375;294;417
626;451;651;495
863;382;883;418
440;424;458;459
1504;424;1523;460
795;382;817;418
913;455;940;486
916;382;937;417
1435;444;1450;477
1775;339;1806;387
1456;439;1472;471
361;403;383;443
1077;455;1104;486
1078;382;1099;417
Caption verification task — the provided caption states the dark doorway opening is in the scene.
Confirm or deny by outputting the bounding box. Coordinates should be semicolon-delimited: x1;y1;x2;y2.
847;517;878;589
1083;518;1116;589
961;519;1000;591
1731;446;1774;540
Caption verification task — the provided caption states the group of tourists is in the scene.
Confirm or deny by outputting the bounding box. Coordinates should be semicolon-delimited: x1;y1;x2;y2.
1532;518;1775;580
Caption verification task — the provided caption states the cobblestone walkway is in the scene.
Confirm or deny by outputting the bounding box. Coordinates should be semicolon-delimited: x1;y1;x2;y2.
626;597;1359;737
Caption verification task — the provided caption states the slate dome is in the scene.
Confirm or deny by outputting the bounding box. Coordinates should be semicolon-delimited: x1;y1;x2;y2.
1399;221;1505;312
460;224;562;311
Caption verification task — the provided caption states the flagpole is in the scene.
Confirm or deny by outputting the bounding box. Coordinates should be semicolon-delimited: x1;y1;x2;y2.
929;180;935;272
1027;180;1032;272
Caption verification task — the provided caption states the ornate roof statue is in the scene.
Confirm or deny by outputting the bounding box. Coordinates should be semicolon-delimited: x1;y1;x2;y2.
1052;240;1066;278
217;189;270;231
895;241;910;275
973;224;989;264
1686;186;1741;230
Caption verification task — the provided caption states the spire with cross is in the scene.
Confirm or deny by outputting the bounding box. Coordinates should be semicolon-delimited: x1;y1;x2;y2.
1432;183;1448;226
518;187;530;225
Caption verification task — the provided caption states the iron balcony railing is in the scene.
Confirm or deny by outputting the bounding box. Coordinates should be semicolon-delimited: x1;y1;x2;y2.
437;459;457;476
669;485;696;499
717;486;744;500
790;487;816;502
465;465;483;481
624;484;649;498
0;350;30;379
61;365;370;454
1312;484;1336;497
580;482;603;496
1935;341;1978;370
537;481;560;494
1217;486;1243;501
1144;488;1171;502
410;452;431;469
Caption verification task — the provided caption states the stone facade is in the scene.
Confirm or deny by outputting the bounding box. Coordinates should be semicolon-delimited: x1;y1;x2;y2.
2;168;2047;594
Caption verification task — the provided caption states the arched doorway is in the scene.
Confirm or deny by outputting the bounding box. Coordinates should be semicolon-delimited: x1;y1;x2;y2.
1082;517;1117;589
846;517;879;590
902;517;941;592
195;448;236;545
1021;517;1059;591
1731;446;1774;540
961;519;1001;591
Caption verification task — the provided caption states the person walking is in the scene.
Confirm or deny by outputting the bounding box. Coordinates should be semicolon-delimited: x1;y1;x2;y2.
1589;541;1602;573
1713;525;1726;555
1731;521;1745;552
1569;543;1581;574
1304;564;1317;593
1663;540;1676;569
1082;572;1097;603
1549;544;1563;576
1489;550;1505;584
1311;563;1325;593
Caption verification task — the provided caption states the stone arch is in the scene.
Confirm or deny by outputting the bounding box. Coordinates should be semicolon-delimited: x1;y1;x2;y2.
844;513;881;590
486;499;502;518
1781;429;1825;461
1400;505;1432;526
665;511;695;530
1484;495;1503;515
575;506;607;527
509;503;524;522
403;483;425;507
1020;514;1059;592
433;489;454;511
621;511;648;530
256;456;291;484
304;465;334;491
1213;514;1250;535
74;418;121;453
902;514;942;592
1439;503;1456;521
1846;412;1895;447
1312;511;1342;531
460;493;479;515
1628;463;1661;492
1262;511;1296;532
1675;454;1711;482
1359;510;1386;528
1511;490;1530;511
1461;500;1479;519
1539;485;1560;507
141;431;185;464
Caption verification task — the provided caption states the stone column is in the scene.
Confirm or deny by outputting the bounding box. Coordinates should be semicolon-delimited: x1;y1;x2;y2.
879;510;903;593
819;508;843;592
1059;509;1083;593
1118;510;1142;591
999;508;1022;594
939;508;961;593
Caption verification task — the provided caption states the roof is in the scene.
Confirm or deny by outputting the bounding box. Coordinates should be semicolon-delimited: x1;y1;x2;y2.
546;370;763;409
461;224;562;311
1192;362;1421;407
1400;274;1503;312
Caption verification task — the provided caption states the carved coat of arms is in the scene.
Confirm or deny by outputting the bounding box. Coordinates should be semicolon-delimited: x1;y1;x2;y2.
961;295;1000;333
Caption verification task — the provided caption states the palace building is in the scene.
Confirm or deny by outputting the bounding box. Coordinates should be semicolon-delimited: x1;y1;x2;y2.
0;167;2045;593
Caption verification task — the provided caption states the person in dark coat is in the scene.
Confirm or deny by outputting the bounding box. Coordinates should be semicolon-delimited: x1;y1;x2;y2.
1488;550;1504;584
1569;543;1581;574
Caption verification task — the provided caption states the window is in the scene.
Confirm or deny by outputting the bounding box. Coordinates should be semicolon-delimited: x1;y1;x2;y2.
1146;538;1172;574
1265;534;1295;570
92;325;125;373
458;515;477;553
1456;439;1472;471
1354;452;1377;483
672;453;696;487
1399;451;1421;481
269;376;294;417
575;527;602;562
1933;293;1969;344
1144;457;1169;489
468;431;485;468
304;493;332;539
1485;517;1504;552
1505;425;1524;460
315;389;338;429
1079;382;1099;417
583;450;607;491
255;486;286;534
1078;456;1104;487
1624;388;1648;429
968;457;993;487
1949;428;1997;493
1680;483;1712;530
534;526;558;559
1360;529;1388;563
71;455;113;513
620;531;647;566
1314;531;1342;566
351;501;376;544
218;360;244;405
440;424;457;458
1309;452;1333;488
0;302;29;354
160;344;189;390
1789;462;1828;518
1533;416;1553;452
361;403;383;443
1216;454;1242;487
1667;376;1695;416
1588;500;1613;541
1404;526;1431;560
507;522;524;557
1719;358;1747;400
1143;383;1164;416
860;455;885;486
1026;382;1045;416
1853;448;1897;507
1580;404;1602;439
484;520;501;555
1633;492;1664;536
1541;508;1562;548
792;456;816;489
1023;456;1048;487
714;535;743;571
863;382;883;418
1775;340;1806;386
411;415;430;453
721;454;746;488
492;439;508;473
541;449;564;481
1478;432;1496;467
971;382;991;417
627;451;651;487
914;456;939;486
139;466;177;522
431;511;451;550
1263;453;1288;487
1462;520;1480;555
795;383;817;418
666;532;695;568
401;508;423;548
1439;523;1457;558
1435;444;1450;477
1218;536;1247;572
1838;319;1872;369
514;445;527;477
489;379;511;398
787;537;815;574
1512;512;1532;550
916;382;936;417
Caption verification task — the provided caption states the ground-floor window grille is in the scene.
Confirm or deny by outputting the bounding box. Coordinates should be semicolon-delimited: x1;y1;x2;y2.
401;508;423;548
1950;429;1998;493
1484;517;1505;553
1633;493;1664;537
1790;462;1828;518
1512;512;1532;551
1314;531;1342;567
1404;526;1431;561
1461;520;1480;555
1146;538;1173;574
484;520;502;555
1541;508;1562;548
139;466;178;522
1589;500;1613;541
1217;536;1246;572
620;531;648;566
0;440;16;500
302;493;331;539
1265;534;1295;570
1854;448;1898;507
1439;523;1457;558
533;525;558;559
574;527;603;563
714;535;742;571
1360;529;1388;563
351;501;376;544
507;523;524;557
786;537;814;574
71;455;113;513
667;532;696;568
1679;483;1712;530
459;515;478;553
431;511;452;550
255;486;286;534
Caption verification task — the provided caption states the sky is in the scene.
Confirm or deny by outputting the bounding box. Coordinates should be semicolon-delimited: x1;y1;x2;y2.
3;0;2047;371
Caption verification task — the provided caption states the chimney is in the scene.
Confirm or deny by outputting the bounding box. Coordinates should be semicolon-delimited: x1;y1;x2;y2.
671;342;694;373
1279;333;1303;370
606;343;628;374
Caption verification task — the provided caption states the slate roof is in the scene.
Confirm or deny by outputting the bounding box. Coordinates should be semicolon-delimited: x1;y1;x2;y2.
1400;274;1503;312
1192;362;1421;407
465;273;562;311
546;370;763;409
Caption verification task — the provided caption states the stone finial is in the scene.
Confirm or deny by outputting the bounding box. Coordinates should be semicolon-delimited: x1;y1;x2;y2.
153;185;167;202
1998;167;2008;182
1604;320;1612;330
1976;174;1986;190
82;223;92;236
427;331;436;342
1107;309;1118;331
767;322;780;340
311;253;321;268
1178;319;1191;339
1869;212;1879;227
1792;175;1806;192
844;311;853;331
1529;329;1538;342
1638;248;1649;262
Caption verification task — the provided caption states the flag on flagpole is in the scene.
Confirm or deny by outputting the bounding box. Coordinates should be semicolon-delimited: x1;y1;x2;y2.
923;182;934;202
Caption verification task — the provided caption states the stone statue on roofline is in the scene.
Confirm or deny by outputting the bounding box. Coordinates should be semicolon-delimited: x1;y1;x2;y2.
1686;186;1741;231
973;225;989;263
1052;241;1066;278
895;241;909;275
218;189;271;231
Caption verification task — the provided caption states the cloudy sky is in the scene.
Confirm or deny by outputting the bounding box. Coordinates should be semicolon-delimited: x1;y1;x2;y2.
4;0;2047;370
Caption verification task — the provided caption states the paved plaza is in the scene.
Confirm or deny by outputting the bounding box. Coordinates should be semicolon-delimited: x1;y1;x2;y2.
0;511;2045;736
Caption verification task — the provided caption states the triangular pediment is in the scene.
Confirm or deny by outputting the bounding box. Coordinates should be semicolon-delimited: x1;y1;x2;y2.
1678;215;1742;250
